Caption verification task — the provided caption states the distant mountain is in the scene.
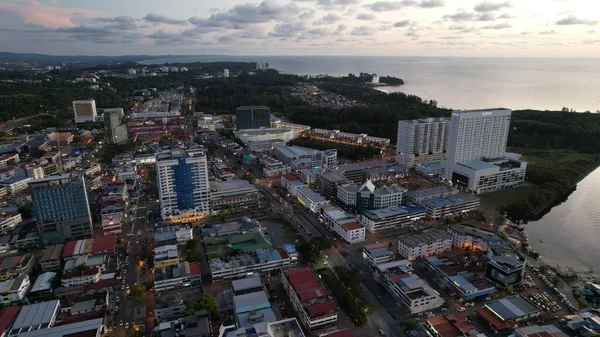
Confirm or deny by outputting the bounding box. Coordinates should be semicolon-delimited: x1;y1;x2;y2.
0;52;216;65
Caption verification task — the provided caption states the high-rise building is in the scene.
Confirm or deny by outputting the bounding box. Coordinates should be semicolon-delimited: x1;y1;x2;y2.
30;174;93;244
441;109;527;194
223;69;230;78
235;106;271;130
72;100;97;123
322;149;337;169
104;109;128;144
396;118;449;168
156;148;211;223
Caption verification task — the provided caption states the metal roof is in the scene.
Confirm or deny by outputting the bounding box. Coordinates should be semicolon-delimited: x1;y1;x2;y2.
18;318;104;337
11;300;60;332
233;291;271;314
232;276;263;293
486;295;540;320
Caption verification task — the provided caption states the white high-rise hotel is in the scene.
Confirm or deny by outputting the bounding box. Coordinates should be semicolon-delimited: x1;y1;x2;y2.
156;148;211;223
441;109;527;194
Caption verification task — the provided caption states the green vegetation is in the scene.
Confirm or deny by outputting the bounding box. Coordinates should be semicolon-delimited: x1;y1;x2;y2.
129;282;146;305
317;267;375;326
319;73;404;86
480;187;535;211
185;239;204;263
288;138;381;161
296;237;334;265
186;293;220;318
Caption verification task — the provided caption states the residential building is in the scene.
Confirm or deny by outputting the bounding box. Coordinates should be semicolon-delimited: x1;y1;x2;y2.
235;106;271;130
154;262;202;292
104;109;128;144
274;145;321;165
210;180;259;211
405;185;459;203
8;300;60;336
514;325;568;337
298;167;322;186
281;174;308;197
359;203;427;233
30;174;93;244
156;148;211;223
362;243;394;267
154;244;180;269
232;276;264;296
62;235;117;259
476;295;541;331
0;255;35;281
154;224;193;245
209;244;298;281
61;268;102;288
296;187;330;213
72;100;97;123
398;229;453;260
425;315;485;337
0;275;30;303
40;244;63;272
307;128;390;148
424;255;496;300
0;212;21;235
116;165;137;180
421;193;481;219
336;180;406;211
282;268;338;330
441;109;527;194
396;118;449;168
28;272;55;296
16;318;104;337
14;165;44;180
485;245;527;287
321;149;337;169
0;177;31;194
0;153;19;169
448;225;506;252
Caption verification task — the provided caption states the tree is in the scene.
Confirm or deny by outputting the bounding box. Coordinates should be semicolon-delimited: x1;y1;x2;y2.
310;237;333;252
17;203;32;219
129;282;146;305
76;263;89;272
186;293;220;318
243;173;256;184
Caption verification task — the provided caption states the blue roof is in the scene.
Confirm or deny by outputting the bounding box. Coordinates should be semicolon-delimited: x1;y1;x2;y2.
0;176;30;184
416;161;441;169
426;256;445;266
154;231;176;242
462;160;496;170
282;243;297;254
362;203;427;220
422;193;480;208
255;248;282;262
449;275;476;292
368;247;392;258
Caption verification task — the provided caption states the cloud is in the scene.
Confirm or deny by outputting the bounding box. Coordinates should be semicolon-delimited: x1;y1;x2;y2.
539;30;556;34
474;1;512;13
366;0;443;12
448;24;477;33
351;25;375;35
314;12;342;24
556;15;598;26
209;1;302;24
269;22;308;38
295;0;359;8
482;22;512;29
54;25;142;44
144;13;188;25
498;13;513;19
439;35;462;39
477;13;496;21
394;20;411;27
356;13;376;20
443;11;498;22
96;16;135;24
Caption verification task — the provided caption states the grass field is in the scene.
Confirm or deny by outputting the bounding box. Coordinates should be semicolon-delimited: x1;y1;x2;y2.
480;186;535;210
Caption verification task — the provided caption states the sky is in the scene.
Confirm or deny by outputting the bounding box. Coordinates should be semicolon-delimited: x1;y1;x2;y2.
0;0;599;57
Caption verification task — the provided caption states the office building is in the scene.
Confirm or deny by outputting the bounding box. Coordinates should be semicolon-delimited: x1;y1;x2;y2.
337;180;406;211
298;167;322;185
8;300;60;336
448;224;506;252
359;203;427;233
210;180;259;211
332;218;365;244
274;145;321;165
398;229;453;260
362;243;394;267
421;193;481;219
154;262;202;292
485;245;527;287
156;148;211;223
441;109;527;194
30;174;93;244
154;245;180;269
396;118;449;168
320;171;347;199
322;149;337;169
210;244;298;281
72;100;97;123
104;109;128;144
296;187;330;213
282;268;338;330
281;174;308;197
405;185;459;203
235;106;271;130
476;295;541;331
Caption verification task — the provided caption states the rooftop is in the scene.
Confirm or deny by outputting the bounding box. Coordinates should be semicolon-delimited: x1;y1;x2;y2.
63;235;116;258
399;229;452;248
0;176;31;184
286;268;329;303
320;329;354;337
365;245;394;259
341;221;362;231
0;306;21;336
405;185;458;200
297;187;328;203
211;179;257;193
421;193;481;209
515;324;569;337
461;160;496;170
275;145;320;159
11;300;60;333
41;244;64;262
485;295;540;320
362;203;427;221
18;317;104;337
30;272;56;293
450;225;504;243
232;276;263;293
233;290;271;314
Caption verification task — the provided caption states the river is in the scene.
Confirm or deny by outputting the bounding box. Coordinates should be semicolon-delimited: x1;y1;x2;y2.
527;166;600;274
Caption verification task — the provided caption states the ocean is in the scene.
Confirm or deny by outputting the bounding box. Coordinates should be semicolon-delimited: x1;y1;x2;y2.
140;55;600;112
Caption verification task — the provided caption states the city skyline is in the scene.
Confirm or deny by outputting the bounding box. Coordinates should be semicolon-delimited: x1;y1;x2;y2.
0;0;598;57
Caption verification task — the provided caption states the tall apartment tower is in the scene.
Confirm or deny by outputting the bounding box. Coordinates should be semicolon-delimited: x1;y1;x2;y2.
156;148;211;223
223;69;230;78
235;106;271;130
30;174;93;244
396;118;449;168
73;100;97;123
104;109;128;144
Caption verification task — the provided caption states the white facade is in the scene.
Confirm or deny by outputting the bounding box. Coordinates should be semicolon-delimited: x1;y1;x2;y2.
331;217;365;243
0;275;30;303
321;149;337;169
224;69;230;78
389;273;444;314
154;263;202;292
362;243;395;267
61;269;102;288
396;118;449;168
73;100;98;123
296;187;330;213
0;212;22;234
210;246;298;281
156;149;211;222
0;177;32;194
359;204;427;233
236;128;297;144
397;229;453;260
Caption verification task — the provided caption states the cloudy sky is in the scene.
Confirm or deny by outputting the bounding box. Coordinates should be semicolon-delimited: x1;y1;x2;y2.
0;0;598;56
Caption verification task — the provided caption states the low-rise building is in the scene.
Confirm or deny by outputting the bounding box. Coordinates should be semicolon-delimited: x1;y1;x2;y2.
298;167;322;185
210;180;259;211
154;244;180;269
28;272;55;296
421;193;481;219
425;314;485;337
333;220;365;244
232;276;264;296
40;244;63;272
16;317;104;337
359;203;427;233
405;185;459;203
0;177;31;194
282;268;338;331
0;212;21;235
0;306;21;337
61;268;102;288
154;224;193;245
281;174;308;197
337;180;406;211
0;153;19;169
398;229;453;260
476;295;541;331
274;145;321;165
424;255;496;300
297;187;330;213
261;157;290;177
0;275;30;303
485;245;527;287
8;300;60;336
320;171;347;199
448;224;506;252
514;325;568;337
0;255;35;281
362;243;395;267
154;262;202;292
210;244;298;281
62;235;117;259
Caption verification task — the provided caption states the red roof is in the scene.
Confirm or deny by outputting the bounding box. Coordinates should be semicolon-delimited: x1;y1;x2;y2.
84;279;118;292
0;306;21;335
323;329;354;337
276;247;289;259
282;173;300;182
476;307;513;330
188;262;201;275
62;268;100;279
287;268;329;303
63;235;117;258
342;221;361;231
306;300;337;318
